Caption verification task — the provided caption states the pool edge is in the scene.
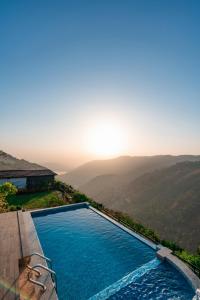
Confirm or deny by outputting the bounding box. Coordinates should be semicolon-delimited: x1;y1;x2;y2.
30;202;89;216
20;210;58;300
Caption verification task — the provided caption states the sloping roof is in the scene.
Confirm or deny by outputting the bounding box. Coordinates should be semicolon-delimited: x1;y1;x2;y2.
0;151;57;178
0;169;56;179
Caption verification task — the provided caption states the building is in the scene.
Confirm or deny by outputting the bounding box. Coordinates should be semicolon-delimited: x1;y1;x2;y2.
0;169;56;191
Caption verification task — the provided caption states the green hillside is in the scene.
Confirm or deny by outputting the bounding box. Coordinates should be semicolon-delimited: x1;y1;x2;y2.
79;161;200;252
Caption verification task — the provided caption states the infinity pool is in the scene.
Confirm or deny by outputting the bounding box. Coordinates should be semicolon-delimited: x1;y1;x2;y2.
32;205;194;300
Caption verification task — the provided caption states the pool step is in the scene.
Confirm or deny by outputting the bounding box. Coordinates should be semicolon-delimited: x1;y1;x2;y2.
89;258;161;300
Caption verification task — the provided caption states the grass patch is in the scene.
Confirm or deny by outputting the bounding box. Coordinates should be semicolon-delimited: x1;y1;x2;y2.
8;190;64;210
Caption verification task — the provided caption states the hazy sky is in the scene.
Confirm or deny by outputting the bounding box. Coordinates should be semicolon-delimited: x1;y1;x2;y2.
1;0;200;168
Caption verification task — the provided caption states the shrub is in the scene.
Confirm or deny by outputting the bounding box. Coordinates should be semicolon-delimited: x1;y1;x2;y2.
0;182;18;213
9;205;22;211
9;205;17;211
72;191;89;203
53;181;74;194
88;199;104;210
161;240;183;252
46;194;64;207
0;182;17;197
175;250;200;269
0;194;8;213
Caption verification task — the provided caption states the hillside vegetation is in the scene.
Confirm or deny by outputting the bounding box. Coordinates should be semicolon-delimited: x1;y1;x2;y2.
60;156;200;252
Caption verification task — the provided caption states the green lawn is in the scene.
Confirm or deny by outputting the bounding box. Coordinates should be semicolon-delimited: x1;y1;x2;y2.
7;190;65;210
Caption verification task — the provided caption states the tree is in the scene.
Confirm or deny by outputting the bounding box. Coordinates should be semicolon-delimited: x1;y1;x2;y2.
0;182;17;213
0;182;17;197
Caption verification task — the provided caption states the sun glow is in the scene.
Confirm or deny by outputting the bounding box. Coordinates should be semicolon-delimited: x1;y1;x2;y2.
85;119;126;157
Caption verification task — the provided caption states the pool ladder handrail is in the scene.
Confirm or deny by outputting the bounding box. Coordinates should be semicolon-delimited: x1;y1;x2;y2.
28;263;57;292
27;264;41;276
28;271;47;291
29;252;53;269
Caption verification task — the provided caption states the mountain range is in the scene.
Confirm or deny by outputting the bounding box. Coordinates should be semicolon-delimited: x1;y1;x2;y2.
59;155;200;252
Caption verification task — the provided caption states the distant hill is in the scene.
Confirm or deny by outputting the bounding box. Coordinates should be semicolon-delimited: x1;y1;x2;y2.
59;155;200;187
0;151;46;170
59;155;200;252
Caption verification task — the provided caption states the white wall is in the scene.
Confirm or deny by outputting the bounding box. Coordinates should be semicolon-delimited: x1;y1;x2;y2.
0;178;27;189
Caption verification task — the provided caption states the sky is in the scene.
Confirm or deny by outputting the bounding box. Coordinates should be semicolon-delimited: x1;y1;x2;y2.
0;0;200;169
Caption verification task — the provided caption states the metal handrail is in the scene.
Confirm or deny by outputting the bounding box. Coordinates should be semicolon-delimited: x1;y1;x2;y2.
26;264;41;276
28;271;46;291
31;264;57;291
29;252;53;269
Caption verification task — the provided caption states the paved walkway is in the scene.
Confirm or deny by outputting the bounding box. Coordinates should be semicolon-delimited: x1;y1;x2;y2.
0;211;21;300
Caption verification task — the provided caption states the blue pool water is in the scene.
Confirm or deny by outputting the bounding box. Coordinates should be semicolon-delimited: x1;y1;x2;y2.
107;262;194;300
32;206;194;300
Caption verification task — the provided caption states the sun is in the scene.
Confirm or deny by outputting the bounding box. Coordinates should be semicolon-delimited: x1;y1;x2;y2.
85;120;125;157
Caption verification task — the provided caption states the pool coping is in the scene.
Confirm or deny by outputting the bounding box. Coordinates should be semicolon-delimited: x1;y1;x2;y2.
157;247;200;292
26;202;200;298
19;210;58;300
